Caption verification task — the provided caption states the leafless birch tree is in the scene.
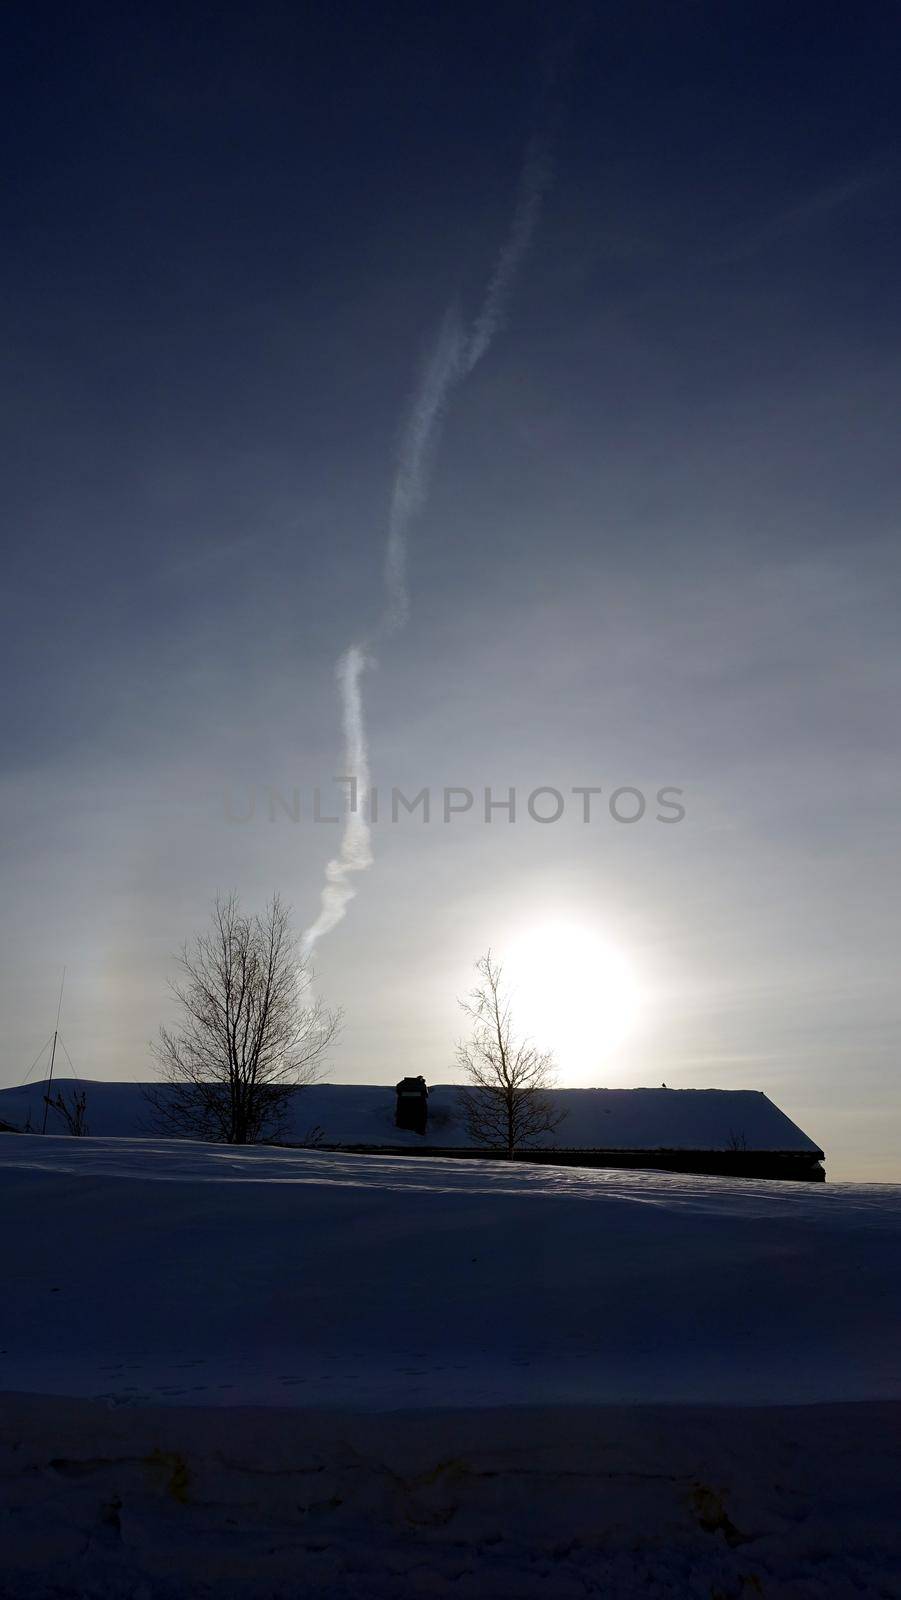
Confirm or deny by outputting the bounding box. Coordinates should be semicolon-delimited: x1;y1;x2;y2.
455;951;565;1158
146;893;339;1144
43;1088;89;1137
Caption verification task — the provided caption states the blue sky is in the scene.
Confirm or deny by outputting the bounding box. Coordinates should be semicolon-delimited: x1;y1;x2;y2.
3;1;901;1178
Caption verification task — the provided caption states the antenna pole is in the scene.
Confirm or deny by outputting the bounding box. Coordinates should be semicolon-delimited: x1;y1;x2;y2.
41;968;66;1135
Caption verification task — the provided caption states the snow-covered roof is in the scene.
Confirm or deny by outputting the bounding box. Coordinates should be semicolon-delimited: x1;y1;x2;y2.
0;1079;823;1154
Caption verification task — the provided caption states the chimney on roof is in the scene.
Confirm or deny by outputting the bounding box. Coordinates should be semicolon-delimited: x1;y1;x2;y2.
395;1076;428;1135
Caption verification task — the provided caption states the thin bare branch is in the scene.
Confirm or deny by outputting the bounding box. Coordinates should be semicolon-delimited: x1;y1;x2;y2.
455;951;566;1158
145;892;341;1144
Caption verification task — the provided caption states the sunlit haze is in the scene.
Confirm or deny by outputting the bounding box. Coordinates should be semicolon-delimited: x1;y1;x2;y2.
504;921;641;1082
2;5;901;1183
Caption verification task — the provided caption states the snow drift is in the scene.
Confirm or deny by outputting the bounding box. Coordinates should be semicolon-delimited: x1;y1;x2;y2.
0;1132;893;1410
1;1134;899;1597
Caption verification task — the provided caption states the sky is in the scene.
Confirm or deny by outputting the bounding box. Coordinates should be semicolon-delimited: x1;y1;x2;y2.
2;1;900;1181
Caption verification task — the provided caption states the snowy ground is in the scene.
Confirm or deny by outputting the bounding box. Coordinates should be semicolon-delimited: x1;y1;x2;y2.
1;1134;900;1596
4;1392;900;1598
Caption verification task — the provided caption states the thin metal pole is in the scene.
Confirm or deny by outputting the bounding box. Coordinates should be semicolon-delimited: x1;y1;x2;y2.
41;968;66;1135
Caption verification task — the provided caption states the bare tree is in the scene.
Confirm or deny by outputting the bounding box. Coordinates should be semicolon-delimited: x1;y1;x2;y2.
455;951;566;1158
44;1088;90;1136
145;893;339;1144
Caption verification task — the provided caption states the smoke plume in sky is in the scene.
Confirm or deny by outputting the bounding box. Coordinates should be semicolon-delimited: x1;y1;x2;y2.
301;147;551;959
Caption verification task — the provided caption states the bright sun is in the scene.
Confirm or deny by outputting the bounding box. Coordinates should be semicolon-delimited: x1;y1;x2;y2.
502;921;640;1083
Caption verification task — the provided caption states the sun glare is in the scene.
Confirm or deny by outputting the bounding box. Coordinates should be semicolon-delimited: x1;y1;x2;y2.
503;921;640;1083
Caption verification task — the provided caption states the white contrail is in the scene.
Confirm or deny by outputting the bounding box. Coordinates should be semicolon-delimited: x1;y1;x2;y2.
383;143;551;638
383;306;466;636
300;645;373;960
302;147;551;958
465;141;550;372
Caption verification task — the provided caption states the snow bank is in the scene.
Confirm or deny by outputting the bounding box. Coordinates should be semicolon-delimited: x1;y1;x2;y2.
0;1133;896;1410
0;1078;822;1152
2;1136;899;1596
